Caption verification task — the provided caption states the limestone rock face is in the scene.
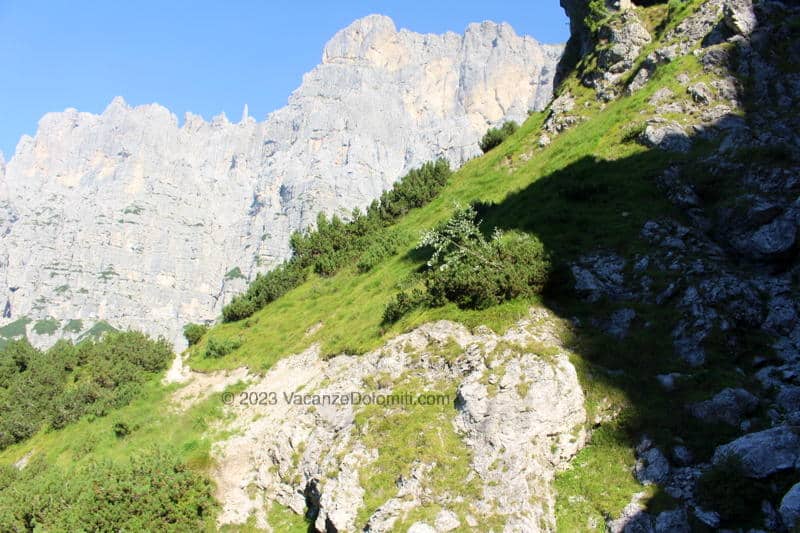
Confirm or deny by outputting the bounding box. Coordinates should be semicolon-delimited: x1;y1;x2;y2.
0;15;563;348
204;308;586;531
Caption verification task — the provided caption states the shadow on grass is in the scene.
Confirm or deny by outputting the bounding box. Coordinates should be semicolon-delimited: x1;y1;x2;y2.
471;123;772;526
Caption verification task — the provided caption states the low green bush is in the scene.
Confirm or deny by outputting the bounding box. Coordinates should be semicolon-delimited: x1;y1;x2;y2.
382;289;427;324
0;450;216;531
183;323;208;346
221;295;258;322
357;231;401;273
0;332;172;450
113;420;131;438
384;206;550;321
204;337;242;359
479;121;519;153
222;160;451;322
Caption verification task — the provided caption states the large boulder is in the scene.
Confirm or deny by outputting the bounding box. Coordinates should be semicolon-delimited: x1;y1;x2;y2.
780;482;800;531
689;388;759;426
712;426;800;478
597;12;652;74
641;121;691;152
724;0;758;37
655;509;690;533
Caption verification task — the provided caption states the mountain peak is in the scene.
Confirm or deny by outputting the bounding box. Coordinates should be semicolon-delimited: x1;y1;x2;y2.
322;14;399;65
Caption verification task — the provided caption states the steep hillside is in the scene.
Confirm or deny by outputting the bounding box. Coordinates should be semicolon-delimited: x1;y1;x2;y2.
1;0;799;532
0;15;562;350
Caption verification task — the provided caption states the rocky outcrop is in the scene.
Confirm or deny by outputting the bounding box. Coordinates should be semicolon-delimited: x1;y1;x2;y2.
556;1;800;529
559;0;635;66
0;15;563;348
712;426;800;478
688;387;759;427
205;308;586;531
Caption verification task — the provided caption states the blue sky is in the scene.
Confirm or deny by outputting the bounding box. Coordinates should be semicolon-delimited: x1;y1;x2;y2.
0;1;568;157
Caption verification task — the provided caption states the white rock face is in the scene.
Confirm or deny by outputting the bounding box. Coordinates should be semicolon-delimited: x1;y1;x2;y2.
203;308;586;531
0;15;562;348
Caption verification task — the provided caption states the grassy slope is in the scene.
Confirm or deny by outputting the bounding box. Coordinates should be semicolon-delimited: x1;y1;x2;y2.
187;51;695;374
1;3;728;530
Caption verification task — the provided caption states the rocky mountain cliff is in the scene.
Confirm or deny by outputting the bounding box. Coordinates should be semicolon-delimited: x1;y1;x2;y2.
0;15;563;349
3;1;800;532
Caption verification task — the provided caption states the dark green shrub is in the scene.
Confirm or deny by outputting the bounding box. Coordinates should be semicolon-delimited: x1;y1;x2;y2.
387;206;550;319
113;420;131;438
0;332;171;450
204;337;242;359
382;289;426;324
479;121;519;153
586;0;609;33
0;450;216;531
222;160;451;322
221;296;257;322
249;261;307;306
313;249;348;277
183;323;208;346
357;232;401;273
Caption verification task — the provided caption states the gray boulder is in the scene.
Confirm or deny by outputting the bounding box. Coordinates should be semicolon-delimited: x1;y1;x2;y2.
689;388;759;426
571;253;630;302
724;0;758;37
608;308;637;339
688;82;713;105
597;12;652;74
635;447;670;485
777;386;800;415
641;121;691;152
608;493;655;533
780;483;800;531
693;507;721;528
712;426;800;478
655;509;690;533
732;215;798;261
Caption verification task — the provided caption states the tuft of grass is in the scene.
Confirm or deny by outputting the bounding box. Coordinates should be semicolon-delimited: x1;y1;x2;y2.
62;319;83;333
554;424;642;532
224;267;246;280
0;317;31;339
353;377;483;529
266;501;310;532
32;317;59;335
76;320;117;342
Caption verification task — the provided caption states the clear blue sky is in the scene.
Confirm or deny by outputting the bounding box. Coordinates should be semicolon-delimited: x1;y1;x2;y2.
0;1;568;158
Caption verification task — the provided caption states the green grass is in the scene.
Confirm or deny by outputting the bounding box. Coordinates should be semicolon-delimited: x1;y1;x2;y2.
62;318;84;333
266;502;310;532
77;320;117;342
32;317;59;335
0;316;31;339
225;267;246;280
0;375;229;473
353;377;484;529
555;425;643;532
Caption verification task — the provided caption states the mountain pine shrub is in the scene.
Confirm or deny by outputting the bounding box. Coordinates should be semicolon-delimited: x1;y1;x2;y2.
478;121;519;153
222;160;451;322
384;205;550;321
183;323;208;346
